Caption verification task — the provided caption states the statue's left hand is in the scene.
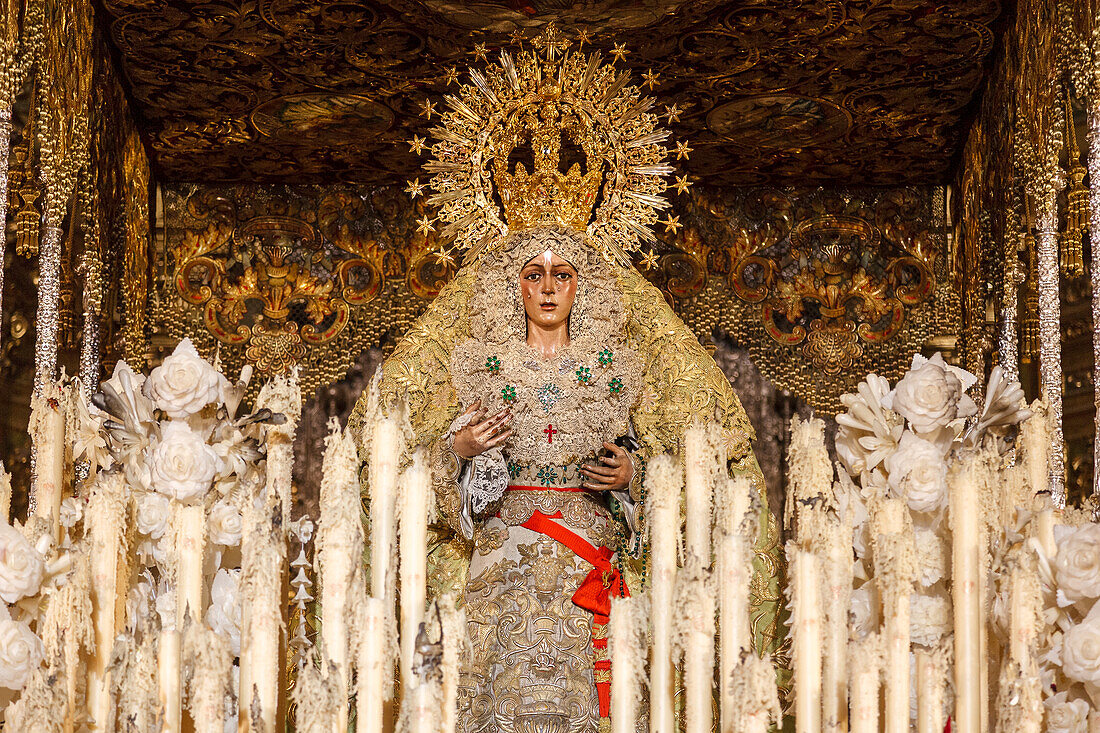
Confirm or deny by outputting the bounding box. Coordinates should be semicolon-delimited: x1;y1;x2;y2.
580;442;633;492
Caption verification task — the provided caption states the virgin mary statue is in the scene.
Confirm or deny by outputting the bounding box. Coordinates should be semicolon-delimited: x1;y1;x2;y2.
349;26;784;733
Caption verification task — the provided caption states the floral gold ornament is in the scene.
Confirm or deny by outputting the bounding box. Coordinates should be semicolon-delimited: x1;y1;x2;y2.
485;355;501;374
575;365;593;386
608;376;623;395
412;24;675;265
597;349;614;367
501;384;516;404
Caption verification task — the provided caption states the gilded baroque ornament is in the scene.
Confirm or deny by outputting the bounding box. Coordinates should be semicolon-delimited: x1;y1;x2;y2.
160;185;452;395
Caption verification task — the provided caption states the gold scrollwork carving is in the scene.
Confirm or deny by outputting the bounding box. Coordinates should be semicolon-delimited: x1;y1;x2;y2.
174;214;384;377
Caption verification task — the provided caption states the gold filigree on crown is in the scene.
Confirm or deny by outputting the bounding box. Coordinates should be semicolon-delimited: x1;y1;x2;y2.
408;25;677;265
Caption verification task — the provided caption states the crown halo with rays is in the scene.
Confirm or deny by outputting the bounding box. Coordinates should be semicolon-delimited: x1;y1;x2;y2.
406;24;687;266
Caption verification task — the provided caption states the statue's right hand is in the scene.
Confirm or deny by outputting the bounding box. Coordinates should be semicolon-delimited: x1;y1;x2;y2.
452;399;513;459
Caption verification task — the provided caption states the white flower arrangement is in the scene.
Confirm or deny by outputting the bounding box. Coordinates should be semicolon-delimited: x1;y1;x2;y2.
832;352;1031;721
84;338;284;655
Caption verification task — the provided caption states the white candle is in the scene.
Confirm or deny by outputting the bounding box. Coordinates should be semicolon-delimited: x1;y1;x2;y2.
438;594;465;733
679;558;715;733
255;374;302;525
318;421;364;733
85;472;126;732
822;517;850;733
915;645;946;733
399;449;430;695
648;455;679;733
357;597;387;733
610;596;641;733
158;629;182;733
716;476;753;733
175;503;206;628
950;459;981;733
789;545;822;733
684;424;712;559
0;461;11;524
872;499;914;733
183;623;233;732
729;654;781;733
31;383;66;543
410;680;440;733
239;498;287;732
1021;402;1049;497
848;635;882;733
370;417;401;597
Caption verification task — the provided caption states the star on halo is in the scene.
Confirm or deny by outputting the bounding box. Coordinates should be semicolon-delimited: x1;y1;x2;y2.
660;214;682;234
416;215;436;236
663;104;682;124
509;29;526;46
405;178;426;198
432;246;456;268
408;135;427;155
673;174;693;195
610;42;629;62
473;42;489;61
639;249;660;271
420;100;437;119
642;69;661;89
674;141;693;160
575;28;592;47
443;66;459;86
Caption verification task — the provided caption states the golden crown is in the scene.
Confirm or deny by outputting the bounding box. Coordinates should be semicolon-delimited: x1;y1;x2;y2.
407;25;682;265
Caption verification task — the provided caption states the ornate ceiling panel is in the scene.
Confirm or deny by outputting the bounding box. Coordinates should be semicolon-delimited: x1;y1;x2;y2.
101;0;1004;186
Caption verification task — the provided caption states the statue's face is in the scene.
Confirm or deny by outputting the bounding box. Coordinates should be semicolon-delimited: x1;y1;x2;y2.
519;248;577;332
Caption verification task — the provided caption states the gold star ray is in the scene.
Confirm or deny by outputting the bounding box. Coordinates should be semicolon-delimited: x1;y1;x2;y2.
642;68;660;90
443;66;459;86
673;174;693;195
660;214;682;234
408;135;427;155
416;215;436;236
639;249;660;271
674;141;692;160
473;42;489;61
610;42;629;62
405;178;425;198
663;104;682;124
420;99;437;119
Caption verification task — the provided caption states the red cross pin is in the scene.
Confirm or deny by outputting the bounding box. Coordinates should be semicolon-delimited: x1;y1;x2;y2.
544;424;557;444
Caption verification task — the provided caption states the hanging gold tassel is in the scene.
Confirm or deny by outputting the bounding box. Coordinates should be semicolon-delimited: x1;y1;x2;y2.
1062;88;1087;277
13;97;39;258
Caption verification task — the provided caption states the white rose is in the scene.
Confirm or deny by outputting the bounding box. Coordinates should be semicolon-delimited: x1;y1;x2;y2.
136;492;171;539
886;353;976;434
0;523;45;604
1063;601;1100;684
1045;692;1089;733
1056;524;1100;603
208;502;242;547
909;592;951;647
883;432;948;513
850;583;879;639
206;568;242;656
59;497;83;529
150;421;221;503
144;338;228;419
0;617;44;690
914;528;947;586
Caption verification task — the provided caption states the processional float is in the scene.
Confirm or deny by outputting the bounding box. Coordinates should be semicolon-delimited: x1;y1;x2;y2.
0;23;1091;733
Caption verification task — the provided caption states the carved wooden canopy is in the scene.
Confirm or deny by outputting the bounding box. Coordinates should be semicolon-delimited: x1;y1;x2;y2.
100;0;1004;187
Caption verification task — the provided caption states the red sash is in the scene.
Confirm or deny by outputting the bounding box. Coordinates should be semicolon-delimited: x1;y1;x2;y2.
517;508;629;719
